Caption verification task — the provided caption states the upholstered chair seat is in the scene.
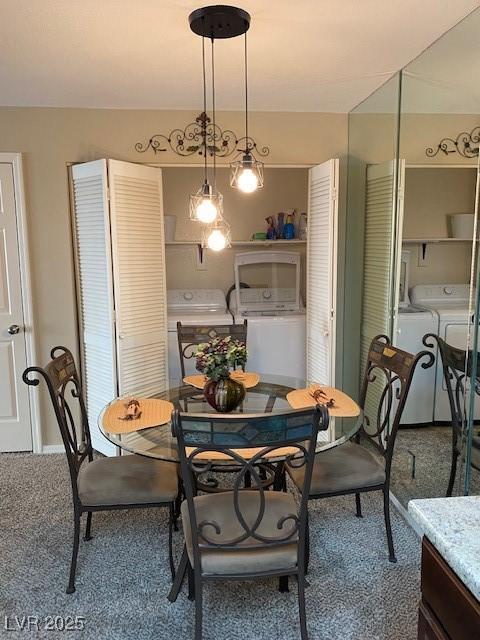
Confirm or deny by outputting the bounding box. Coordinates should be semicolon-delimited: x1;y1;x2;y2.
288;442;385;496
78;456;178;507
181;491;298;575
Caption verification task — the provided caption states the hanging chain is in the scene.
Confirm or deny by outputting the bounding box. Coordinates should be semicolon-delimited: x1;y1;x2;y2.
211;37;217;189
202;31;208;184
244;30;249;147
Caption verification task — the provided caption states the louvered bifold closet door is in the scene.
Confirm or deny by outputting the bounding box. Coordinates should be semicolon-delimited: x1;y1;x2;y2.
108;160;168;398
306;159;339;387
360;161;399;432
71;160;117;456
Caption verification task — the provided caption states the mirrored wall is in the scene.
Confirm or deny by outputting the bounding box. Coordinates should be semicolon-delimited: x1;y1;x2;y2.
344;8;480;508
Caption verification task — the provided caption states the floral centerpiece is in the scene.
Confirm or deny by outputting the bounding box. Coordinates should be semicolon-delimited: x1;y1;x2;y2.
195;336;248;412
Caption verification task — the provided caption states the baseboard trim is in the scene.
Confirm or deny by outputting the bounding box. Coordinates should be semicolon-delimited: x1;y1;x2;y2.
41;444;64;454
389;490;422;538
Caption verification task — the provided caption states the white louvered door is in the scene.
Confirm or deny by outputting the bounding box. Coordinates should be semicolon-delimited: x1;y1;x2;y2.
108;160;168;398
71;160;117;456
360;160;404;436
306;159;339;388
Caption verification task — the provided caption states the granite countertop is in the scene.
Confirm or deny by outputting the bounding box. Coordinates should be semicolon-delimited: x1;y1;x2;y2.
409;496;480;601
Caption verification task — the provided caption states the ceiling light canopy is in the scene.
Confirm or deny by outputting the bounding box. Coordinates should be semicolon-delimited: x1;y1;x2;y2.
188;5;250;39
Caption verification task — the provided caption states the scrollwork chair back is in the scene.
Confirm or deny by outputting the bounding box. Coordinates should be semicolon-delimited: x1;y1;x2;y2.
423;333;476;430
176;320;248;378
22;346;92;500
358;335;435;477
173;406;328;556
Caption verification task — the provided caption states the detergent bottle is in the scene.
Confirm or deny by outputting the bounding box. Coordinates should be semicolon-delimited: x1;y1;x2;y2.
283;213;295;239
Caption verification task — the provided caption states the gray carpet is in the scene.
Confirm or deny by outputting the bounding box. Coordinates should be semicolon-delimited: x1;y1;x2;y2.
0;453;421;640
391;426;480;508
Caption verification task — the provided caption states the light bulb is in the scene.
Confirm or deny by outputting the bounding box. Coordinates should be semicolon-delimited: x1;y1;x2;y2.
195;197;218;223
237;167;258;193
207;228;227;251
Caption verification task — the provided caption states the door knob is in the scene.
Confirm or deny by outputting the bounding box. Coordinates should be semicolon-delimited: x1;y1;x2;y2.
8;324;21;335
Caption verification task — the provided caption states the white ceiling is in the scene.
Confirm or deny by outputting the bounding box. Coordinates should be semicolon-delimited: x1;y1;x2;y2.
1;0;479;112
353;8;480;114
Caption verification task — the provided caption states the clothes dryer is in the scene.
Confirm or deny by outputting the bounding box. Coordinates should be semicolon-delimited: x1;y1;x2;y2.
230;251;306;379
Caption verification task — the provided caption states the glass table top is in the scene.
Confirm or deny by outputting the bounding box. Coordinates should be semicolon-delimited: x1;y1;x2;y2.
99;374;362;463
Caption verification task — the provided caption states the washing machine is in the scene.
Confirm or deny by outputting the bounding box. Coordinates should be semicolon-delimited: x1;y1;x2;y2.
230;251;306;379
395;305;438;425
410;283;477;422
167;289;233;381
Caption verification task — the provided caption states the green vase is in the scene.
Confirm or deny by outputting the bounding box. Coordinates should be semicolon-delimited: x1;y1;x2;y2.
203;377;246;413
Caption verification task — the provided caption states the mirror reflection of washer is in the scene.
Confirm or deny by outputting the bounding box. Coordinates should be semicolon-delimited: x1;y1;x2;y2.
410;284;478;422
230;251;306;379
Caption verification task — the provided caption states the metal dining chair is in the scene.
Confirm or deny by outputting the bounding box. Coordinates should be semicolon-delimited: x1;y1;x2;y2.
176;320;248;379
287;335;434;563
168;406;329;640
23;346;180;594
177;319;251;487
423;333;480;496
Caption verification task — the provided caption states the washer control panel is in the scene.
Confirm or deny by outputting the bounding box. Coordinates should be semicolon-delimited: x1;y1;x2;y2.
410;283;471;306
167;289;227;312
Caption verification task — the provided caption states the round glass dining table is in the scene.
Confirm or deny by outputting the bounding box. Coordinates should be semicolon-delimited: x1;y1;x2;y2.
99;374;362;463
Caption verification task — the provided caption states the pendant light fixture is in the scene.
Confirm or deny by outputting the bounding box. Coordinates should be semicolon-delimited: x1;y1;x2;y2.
203;35;231;249
189;32;223;224
188;5;251;248
230;25;264;193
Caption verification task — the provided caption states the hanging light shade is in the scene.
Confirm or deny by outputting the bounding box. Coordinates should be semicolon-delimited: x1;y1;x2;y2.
230;152;264;193
189;181;223;223
202;218;232;252
230;24;264;193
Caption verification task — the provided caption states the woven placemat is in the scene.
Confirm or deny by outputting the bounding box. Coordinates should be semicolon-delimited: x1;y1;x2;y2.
230;371;260;388
183;371;260;390
286;384;360;417
186;445;298;462
102;398;174;434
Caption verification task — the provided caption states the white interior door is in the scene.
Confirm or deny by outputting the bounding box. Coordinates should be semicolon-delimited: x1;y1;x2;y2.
306;159;338;386
0;163;31;451
71;160;117;456
108;160;168;397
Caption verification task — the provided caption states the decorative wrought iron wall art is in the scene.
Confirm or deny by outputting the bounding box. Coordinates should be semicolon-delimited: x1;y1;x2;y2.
426;126;480;158
134;111;269;159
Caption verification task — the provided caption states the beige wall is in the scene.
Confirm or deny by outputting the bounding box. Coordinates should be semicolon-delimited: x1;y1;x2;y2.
163;166;308;296
403;167;476;287
0;107;347;446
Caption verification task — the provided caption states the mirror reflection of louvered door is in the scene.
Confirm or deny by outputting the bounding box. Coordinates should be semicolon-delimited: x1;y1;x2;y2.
71;159;168;456
306;159;339;404
360;160;404;436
